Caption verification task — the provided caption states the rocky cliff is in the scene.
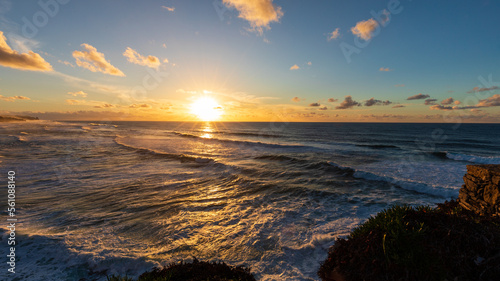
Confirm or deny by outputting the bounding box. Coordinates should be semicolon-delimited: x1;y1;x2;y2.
458;164;500;216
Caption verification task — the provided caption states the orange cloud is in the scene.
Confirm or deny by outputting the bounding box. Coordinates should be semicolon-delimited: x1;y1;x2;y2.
73;43;125;76
67;91;87;97
162;6;175;12
476;94;500;107
379;67;391;72
0;95;30;102
65;99;84;105
441;97;454;105
291;97;301;102
129;103;152;109
328;28;340;41
0;31;52;71
223;0;283;33
467;86;499;93
290;64;300;70
123;47;161;69
351;18;378;40
58;60;74;67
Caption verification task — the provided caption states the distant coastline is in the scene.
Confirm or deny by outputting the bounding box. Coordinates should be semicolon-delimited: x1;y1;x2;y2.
0;115;39;122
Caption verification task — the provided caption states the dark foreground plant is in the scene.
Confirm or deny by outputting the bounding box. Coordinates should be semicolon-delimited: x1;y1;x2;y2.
107;258;256;281
318;201;500;281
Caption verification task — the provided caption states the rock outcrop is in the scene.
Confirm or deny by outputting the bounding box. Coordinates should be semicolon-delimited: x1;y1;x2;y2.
458;165;500;216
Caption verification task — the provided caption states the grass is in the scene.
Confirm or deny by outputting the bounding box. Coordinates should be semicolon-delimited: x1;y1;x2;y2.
107;258;256;281
318;201;500;281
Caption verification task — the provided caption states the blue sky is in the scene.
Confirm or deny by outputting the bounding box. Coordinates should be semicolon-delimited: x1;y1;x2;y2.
0;0;499;122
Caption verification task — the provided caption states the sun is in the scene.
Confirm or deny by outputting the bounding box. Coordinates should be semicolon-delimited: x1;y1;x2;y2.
190;97;223;121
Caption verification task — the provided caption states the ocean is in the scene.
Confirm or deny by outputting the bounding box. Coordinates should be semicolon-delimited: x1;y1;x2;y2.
1;121;500;280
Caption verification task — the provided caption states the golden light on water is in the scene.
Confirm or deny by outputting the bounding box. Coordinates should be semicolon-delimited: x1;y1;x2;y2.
190;97;223;121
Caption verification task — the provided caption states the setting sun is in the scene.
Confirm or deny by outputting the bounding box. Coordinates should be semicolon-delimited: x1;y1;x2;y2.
190;97;223;121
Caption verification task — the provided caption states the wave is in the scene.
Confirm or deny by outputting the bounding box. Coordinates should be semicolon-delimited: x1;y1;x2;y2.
327;161;458;199
254;154;356;176
430;151;449;159
254;154;302;162
223;131;284;138
0;228;156;280
114;137;214;164
430;151;500;164
355;144;400;150
170;131;304;149
445;152;500;164
0;135;26;144
353;169;458;198
88;123;118;128
311;161;355;176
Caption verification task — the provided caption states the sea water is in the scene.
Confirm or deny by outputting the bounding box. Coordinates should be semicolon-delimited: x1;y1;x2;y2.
1;121;499;280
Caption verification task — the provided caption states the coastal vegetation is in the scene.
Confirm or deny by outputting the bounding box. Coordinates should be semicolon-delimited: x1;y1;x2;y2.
318;201;500;281
107;258;256;281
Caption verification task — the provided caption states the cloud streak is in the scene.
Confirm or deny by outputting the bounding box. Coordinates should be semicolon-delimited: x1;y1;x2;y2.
0;95;30;102
0;31;52;71
364;98;392;106
467;86;499;93
67;91;87;97
424;98;437;105
407;93;430;100
162;6;175;12
73;44;125;76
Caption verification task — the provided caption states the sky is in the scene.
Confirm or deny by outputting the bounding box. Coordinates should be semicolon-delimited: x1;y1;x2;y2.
0;0;499;122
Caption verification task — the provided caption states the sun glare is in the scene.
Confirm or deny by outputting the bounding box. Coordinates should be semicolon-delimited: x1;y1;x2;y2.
190;97;223;121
